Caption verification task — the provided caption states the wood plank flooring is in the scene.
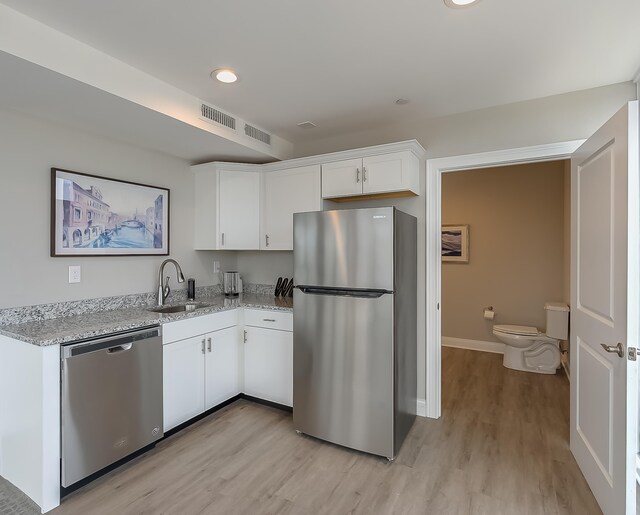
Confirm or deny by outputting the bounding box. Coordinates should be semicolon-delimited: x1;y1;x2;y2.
42;348;600;514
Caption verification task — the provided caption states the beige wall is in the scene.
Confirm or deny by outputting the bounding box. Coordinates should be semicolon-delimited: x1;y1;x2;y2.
441;161;567;342
0;108;236;309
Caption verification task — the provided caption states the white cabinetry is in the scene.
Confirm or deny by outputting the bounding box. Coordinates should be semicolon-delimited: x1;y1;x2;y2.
163;335;206;431
193;165;260;250
321;150;420;200
204;326;240;409
219;170;260;249
320;158;363;198
261;165;321;250
243;310;293;406
163;312;240;431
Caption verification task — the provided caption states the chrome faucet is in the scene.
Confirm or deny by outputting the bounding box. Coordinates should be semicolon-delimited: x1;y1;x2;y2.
157;259;185;307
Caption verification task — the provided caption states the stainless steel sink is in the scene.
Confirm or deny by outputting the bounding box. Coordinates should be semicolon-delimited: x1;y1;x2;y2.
148;303;213;314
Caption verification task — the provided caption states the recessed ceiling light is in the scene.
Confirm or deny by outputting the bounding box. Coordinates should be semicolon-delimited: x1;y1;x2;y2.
395;98;409;105
211;68;238;84
444;0;480;8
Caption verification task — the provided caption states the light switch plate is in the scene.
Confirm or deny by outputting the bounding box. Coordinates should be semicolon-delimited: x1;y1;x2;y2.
68;265;81;284
213;261;220;274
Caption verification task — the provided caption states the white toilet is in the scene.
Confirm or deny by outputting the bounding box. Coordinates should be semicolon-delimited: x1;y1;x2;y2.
492;302;569;374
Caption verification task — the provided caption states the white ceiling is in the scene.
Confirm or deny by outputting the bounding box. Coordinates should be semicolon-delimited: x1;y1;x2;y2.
1;0;640;145
0;51;272;163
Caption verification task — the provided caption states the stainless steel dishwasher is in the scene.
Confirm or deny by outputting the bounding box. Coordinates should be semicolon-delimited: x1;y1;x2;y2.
61;325;163;487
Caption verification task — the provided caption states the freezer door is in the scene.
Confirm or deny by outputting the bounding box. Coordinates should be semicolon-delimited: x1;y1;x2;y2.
293;207;394;291
293;288;395;458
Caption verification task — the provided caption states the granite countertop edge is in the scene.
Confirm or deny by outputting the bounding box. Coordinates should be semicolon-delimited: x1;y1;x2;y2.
0;294;292;347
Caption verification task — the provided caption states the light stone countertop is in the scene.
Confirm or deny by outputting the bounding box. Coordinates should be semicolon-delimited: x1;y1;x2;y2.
0;293;293;347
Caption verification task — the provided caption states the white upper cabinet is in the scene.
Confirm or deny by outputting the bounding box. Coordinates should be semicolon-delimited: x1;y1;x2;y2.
261;165;321;250
362;151;419;195
322;150;420;200
193;166;260;250
218;170;260;249
320;158;363;198
193;141;424;250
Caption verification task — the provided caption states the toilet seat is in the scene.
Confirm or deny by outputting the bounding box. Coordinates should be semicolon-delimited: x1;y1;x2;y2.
493;324;539;336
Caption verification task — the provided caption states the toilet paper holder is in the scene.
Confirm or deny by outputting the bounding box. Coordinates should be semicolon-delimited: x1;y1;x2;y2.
483;306;495;320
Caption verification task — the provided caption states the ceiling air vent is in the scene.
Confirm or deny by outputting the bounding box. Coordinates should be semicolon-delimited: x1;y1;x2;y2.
200;103;236;131
244;123;271;145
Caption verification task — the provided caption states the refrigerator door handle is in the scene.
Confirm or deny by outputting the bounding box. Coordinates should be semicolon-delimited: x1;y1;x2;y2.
296;285;391;298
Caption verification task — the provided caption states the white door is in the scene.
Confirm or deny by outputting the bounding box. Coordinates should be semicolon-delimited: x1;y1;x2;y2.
244;327;293;406
262;165;321;250
362;151;411;194
204;326;240;409
321;158;363;198
571;101;639;515
218;170;260;249
163;336;206;431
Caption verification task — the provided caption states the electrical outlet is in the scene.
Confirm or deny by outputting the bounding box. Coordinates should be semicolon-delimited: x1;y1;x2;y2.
213;261;220;274
68;265;81;284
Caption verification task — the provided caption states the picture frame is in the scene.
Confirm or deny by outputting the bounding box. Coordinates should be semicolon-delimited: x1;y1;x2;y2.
442;224;469;263
51;168;170;257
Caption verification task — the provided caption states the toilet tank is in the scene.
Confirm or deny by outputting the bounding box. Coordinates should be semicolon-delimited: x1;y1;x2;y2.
544;302;570;339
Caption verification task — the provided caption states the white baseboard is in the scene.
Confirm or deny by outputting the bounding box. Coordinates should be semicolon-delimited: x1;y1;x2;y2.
416;398;426;418
442;336;505;355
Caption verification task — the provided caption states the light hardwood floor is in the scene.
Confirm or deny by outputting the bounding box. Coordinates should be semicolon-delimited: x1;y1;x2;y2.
47;347;600;514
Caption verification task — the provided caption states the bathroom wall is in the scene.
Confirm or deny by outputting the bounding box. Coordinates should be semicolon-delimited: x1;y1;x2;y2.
441;160;567;343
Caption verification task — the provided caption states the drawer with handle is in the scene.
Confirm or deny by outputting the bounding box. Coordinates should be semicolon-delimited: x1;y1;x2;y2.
244;309;293;331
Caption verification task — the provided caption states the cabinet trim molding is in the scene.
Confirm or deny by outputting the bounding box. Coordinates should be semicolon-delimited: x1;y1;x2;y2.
191;139;426;175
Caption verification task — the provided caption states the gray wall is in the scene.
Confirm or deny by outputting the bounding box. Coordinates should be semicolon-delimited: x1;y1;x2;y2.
236;251;293;286
441;161;566;342
0;108;235;309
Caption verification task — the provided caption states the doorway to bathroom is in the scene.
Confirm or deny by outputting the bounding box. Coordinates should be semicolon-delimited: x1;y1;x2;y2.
432;158;601;511
439;160;571;374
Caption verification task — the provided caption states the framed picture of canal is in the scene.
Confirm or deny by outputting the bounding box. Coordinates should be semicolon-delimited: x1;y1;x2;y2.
51;168;170;256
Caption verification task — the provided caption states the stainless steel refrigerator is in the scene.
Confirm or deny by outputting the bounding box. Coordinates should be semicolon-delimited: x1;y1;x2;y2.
293;206;417;460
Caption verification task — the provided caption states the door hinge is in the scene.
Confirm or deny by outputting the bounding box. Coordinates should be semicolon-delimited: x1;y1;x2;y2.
629;347;637;361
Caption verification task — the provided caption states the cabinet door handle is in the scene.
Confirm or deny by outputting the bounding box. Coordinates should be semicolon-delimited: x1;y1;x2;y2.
201;338;206;354
243;330;247;343
265;234;270;247
363;167;367;182
221;232;225;246
207;337;212;353
263;318;276;322
356;168;360;183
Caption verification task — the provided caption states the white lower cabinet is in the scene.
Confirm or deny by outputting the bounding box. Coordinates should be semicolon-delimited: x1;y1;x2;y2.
163;335;206;431
205;326;241;410
163;318;240;432
163;308;292;432
244;325;293;407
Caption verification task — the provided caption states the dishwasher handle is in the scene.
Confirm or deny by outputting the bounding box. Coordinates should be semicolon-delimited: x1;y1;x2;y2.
107;343;133;354
62;326;160;359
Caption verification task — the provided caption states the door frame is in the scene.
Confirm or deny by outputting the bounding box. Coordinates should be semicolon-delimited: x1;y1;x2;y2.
424;140;584;419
